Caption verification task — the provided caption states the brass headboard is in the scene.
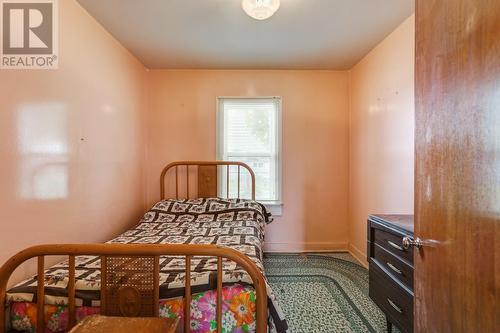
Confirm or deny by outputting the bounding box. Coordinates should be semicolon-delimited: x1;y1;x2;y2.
160;161;256;200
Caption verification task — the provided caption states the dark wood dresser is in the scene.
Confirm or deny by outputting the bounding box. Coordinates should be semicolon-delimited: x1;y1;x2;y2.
367;215;414;333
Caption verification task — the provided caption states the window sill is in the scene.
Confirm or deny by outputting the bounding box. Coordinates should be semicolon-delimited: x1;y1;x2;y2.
261;201;283;216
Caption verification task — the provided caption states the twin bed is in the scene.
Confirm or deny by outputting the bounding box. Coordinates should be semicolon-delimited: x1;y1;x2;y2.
0;161;288;333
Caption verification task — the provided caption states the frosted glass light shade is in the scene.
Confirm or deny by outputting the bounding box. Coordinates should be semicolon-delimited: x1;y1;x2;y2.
242;0;280;20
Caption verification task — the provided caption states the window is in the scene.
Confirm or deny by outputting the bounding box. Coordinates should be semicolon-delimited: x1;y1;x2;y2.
217;97;282;213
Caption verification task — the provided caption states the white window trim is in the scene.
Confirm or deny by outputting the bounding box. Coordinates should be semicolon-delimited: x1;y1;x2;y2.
263;201;283;216
216;96;283;216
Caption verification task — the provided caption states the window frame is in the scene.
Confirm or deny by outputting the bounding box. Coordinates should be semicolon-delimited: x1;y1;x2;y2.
216;96;283;214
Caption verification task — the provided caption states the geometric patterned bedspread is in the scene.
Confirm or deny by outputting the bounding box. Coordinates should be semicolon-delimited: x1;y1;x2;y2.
6;198;289;333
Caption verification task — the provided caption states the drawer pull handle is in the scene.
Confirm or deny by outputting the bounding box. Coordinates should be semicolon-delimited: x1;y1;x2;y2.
387;298;403;313
386;262;402;275
387;240;404;251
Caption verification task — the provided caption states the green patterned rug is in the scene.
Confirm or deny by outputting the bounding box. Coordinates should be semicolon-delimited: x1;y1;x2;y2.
264;253;391;333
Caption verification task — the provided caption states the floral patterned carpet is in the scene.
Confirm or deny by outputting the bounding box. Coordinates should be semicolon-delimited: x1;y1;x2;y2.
263;253;393;333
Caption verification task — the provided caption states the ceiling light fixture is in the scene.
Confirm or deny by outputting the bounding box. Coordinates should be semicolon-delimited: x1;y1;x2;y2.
242;0;280;21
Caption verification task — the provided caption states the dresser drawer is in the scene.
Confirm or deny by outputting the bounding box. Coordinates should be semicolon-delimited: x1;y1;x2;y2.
369;261;413;332
373;226;413;264
372;244;413;291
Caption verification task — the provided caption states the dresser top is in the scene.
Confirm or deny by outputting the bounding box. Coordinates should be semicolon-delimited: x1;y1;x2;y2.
369;214;414;234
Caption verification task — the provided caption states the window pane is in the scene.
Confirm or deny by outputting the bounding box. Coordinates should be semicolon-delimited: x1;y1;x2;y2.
225;102;275;154
227;156;276;201
219;98;280;202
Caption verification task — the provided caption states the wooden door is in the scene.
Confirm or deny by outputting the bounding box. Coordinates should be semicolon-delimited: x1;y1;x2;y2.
414;0;500;332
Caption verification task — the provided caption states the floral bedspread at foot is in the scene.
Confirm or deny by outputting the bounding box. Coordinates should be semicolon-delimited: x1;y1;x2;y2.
10;284;258;333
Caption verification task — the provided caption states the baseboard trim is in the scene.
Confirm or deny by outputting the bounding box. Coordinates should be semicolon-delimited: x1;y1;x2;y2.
348;243;368;269
263;242;348;253
262;242;370;269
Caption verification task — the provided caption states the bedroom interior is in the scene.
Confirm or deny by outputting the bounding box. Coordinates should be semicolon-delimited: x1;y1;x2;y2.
0;0;498;333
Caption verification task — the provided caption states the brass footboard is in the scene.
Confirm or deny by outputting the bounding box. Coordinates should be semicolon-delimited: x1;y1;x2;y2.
0;244;268;333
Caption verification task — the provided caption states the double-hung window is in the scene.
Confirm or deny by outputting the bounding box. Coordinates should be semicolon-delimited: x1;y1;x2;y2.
217;97;282;214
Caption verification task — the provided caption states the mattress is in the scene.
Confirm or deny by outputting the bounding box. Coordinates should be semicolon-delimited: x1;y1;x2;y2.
6;197;288;333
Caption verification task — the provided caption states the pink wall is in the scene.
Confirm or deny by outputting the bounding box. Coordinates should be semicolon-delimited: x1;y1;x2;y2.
348;15;415;263
0;0;147;284
145;70;350;252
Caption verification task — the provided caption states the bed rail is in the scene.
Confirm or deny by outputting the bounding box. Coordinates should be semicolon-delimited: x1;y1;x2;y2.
0;244;268;333
160;161;256;200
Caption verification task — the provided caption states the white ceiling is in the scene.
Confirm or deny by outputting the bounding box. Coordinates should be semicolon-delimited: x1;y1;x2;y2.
77;0;414;70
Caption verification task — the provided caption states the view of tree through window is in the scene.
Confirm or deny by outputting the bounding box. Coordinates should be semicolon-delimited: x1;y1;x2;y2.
218;98;281;202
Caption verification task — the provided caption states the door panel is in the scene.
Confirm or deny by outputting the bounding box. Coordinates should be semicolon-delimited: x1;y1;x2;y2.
415;0;500;332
